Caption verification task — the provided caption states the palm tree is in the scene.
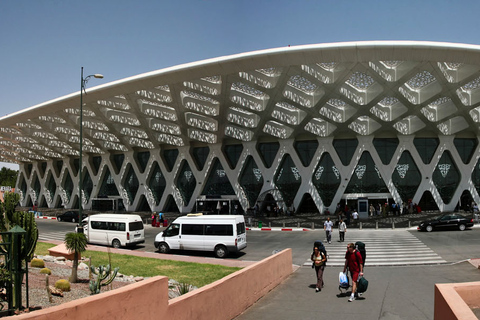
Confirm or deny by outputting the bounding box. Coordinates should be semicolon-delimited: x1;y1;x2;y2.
64;232;88;283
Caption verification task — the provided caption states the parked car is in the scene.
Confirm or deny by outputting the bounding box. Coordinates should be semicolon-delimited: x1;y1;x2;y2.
57;211;79;223
417;214;474;232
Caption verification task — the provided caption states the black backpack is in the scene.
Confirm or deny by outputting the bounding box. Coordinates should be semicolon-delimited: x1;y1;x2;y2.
312;240;327;268
355;241;366;265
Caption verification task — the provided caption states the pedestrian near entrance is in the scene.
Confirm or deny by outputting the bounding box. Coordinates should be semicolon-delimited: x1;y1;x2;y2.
352;209;358;222
324;217;334;244
311;246;327;292
338;219;347;242
343;243;364;302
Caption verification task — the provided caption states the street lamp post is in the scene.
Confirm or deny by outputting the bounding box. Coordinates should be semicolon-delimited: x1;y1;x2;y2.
78;67;103;232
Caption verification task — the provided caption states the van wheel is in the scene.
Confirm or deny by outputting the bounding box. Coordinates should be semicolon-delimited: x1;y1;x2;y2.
214;245;228;258
57;217;61;222
158;242;170;254
459;224;466;231
112;239;121;248
426;225;433;232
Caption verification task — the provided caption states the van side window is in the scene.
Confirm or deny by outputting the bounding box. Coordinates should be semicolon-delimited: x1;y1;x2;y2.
129;221;143;231
205;224;233;236
182;224;204;235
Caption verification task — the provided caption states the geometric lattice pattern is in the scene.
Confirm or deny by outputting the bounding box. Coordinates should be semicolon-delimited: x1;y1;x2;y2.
5;41;480;213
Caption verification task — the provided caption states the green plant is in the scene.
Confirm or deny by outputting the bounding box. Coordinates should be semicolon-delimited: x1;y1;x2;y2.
64;232;87;283
89;264;119;295
30;258;45;268
40;268;51;275
54;279;71;292
45;274;52;303
169;282;195;297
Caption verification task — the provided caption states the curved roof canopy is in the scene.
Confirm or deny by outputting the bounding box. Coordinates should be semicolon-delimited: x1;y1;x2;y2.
3;41;480;164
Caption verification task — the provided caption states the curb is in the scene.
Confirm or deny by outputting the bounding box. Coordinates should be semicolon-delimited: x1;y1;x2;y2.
246;227;311;231
35;216;57;220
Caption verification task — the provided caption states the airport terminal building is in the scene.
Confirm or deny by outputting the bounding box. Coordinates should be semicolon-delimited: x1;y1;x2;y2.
3;41;480;216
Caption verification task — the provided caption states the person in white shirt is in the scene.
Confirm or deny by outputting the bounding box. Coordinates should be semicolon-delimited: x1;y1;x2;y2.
324;217;334;244
352;210;359;221
338;219;347;242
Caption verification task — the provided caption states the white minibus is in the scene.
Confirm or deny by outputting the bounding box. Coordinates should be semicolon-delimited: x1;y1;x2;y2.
154;214;247;258
83;214;145;248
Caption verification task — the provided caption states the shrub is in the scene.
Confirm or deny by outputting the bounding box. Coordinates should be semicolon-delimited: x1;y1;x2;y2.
55;279;71;292
30;258;45;268
40;268;51;275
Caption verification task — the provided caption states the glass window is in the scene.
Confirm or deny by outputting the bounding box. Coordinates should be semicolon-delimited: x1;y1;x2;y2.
236;222;245;235
99;166;119;196
205;224;233;236
92;156;102;175
239;156;264;207
148;162;166;206
345;151;388;194
124;166;139;203
163;149;179;172
414;138;439;164
432;151;460;204
112;154;125;174
454;138;477;164
192;147;210;170
164;224;180;237
274;154;301;207
129;221;143;231
224;144;243;169
392;151;421;202
176;160;196;205
294;140;318;167
312;153;341;207
182;224;204;235
333;139;358;166
257;142;280;168
202;158;235;195
135;151;150;173
373;138;398;165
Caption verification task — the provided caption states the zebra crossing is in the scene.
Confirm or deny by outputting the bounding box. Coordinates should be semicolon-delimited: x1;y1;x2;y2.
39;232;66;242
304;229;447;267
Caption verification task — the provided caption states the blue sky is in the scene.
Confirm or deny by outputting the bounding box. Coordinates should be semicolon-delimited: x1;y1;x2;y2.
1;0;479;170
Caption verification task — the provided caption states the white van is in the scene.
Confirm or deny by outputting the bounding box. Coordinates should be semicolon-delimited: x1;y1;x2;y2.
83;214;145;248
154;214;247;258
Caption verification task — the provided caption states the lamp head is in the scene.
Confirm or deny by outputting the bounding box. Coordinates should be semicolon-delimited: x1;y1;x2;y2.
93;74;104;79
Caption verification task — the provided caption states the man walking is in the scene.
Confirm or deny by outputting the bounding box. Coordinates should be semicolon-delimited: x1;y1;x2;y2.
343;243;364;302
324;217;334;244
338;219;347;242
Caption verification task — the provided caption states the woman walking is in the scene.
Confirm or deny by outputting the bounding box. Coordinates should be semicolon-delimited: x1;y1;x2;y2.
311;246;327;292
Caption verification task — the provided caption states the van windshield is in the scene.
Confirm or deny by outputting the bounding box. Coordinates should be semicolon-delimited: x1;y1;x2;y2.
129;221;144;231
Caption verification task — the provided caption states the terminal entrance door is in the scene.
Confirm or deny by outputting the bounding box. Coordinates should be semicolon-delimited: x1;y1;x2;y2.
357;198;368;220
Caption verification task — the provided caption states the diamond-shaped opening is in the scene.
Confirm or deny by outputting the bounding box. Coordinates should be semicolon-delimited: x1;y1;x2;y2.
239;156;264;208
272;102;306;125
185;113;218;132
333;139;358;166
304;118;337;137
182;91;220;116
437;62;480;83
227;107;260;128
90;156;102;176
394;116;426;135
110;154;124;175
437;117;469;135
471;157;480;198
297;193;320;214
302;62;344;84
274;154;301;207
370;97;407;122
295;140;319;167
414;138;439;164
164;194;180;213
457;76;480;106
458;190;474;212
392;151;421;203
97;96;131;111
341;72;382;105
176;160;197;206
263;121;294;139
183;76;222;95
239;68;281;89
163;149;179;172
312;152;341;207
223;144;243;169
123;165;139;204
345;151;388;194
46;171;57;205
32;172;41;199
432;151;460;204
454;138;478;164
257;142;280;168
136;86;172;104
225;125;254;142
62;171;74;204
98;166;119;197
137;194;152;212
71;158;79;177
202;158;235;196
421;97;456;122
418;191;439;212
25;163;32;179
148;162;166;206
188;128;217;144
348;116;381;135
369;61;417;82
135;151;150;174
19;174;27;195
82;169;93;204
38;162;47;179
373;138;399;165
191;146;209;171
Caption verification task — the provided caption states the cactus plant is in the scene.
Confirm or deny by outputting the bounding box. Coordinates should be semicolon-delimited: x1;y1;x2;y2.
45;275;53;303
89;264;119;295
54;279;71;292
40;268;51;275
30;258;45;268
